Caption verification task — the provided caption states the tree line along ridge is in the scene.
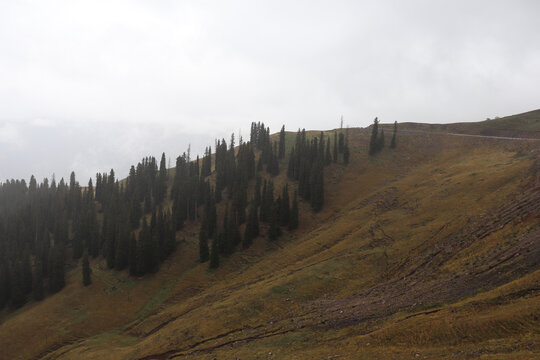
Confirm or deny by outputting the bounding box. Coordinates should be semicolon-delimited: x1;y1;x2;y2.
0;118;396;309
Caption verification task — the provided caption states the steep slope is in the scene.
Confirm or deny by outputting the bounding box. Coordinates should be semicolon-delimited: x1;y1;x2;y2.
1;115;539;360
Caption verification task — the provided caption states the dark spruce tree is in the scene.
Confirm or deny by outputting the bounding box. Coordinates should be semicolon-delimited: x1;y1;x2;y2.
280;184;290;226
199;226;210;263
82;251;91;286
254;175;262;207
135;220;148;276
260;179;274;222
104;207;116;269
288;191;299;230
226;206;241;253
72;215;84;260
369;117;379;155
343;144;350;164
209;197;217;238
209;237;220;269
378;128;385;150
86;177;94;203
319;131;325;160
42;231;51;275
260;179;267;221
310;134;325;212
0;265;9;309
310;161;324;212
48;244;65;294
32;260;44;301
278;125;286;159
22;251;32;296
144;196;152;214
149;232;160;273
390;121;397;148
325;136;332;165
268;201;283;241
10;261;26;308
202;146;212;177
156;152;168;204
129;233;138;276
163;211;177;258
266;141;280;176
287;146;296;178
243;204;259;249
114;219;129;271
141;218;153;274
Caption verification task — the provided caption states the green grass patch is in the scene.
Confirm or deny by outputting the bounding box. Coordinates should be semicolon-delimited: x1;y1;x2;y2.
63;308;89;323
135;285;172;321
86;329;138;347
135;262;198;321
261;330;315;348
237;299;265;318
55;327;70;336
270;285;291;295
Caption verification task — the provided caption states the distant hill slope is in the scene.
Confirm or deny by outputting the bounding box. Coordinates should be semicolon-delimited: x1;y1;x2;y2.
385;109;540;139
0;111;539;360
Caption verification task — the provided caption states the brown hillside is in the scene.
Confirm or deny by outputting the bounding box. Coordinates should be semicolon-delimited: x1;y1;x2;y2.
0;115;539;360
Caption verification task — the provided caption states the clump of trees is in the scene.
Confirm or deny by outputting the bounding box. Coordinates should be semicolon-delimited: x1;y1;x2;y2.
0;154;176;309
287;130;328;212
369;118;397;155
198;123;299;269
0;119;355;308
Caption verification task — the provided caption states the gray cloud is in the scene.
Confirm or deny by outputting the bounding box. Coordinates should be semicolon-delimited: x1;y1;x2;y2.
0;119;215;182
1;0;539;181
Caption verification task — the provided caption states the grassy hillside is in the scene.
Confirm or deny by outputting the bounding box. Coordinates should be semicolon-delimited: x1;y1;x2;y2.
1;113;539;360
389;109;540;139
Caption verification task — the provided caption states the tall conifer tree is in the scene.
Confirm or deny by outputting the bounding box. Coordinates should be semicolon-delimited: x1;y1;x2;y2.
209;238;220;269
325;136;332;165
199;227;210;263
379;129;385;150
280;184;290;226
129;233;137;276
390;121;397;148
369;117;379;155
268;201;282;241
243;204;259;249
289;191;299;230
278;125;286;159
82;251;91;286
343;144;350;164
32;260;44;301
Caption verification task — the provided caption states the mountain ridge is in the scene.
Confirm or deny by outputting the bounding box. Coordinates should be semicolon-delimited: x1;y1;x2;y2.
0;110;539;359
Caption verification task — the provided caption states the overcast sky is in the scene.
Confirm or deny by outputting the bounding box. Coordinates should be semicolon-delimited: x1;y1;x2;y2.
1;0;539;182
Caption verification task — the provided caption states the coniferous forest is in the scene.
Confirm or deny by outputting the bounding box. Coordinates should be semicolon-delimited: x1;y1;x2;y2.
0;122;353;310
